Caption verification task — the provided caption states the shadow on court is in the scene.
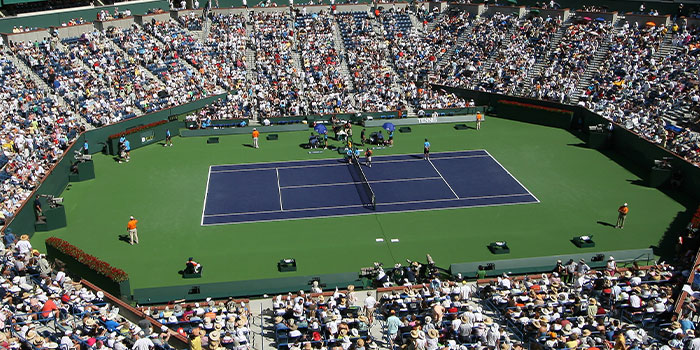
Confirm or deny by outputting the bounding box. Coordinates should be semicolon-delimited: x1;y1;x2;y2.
596;221;616;227
117;234;132;244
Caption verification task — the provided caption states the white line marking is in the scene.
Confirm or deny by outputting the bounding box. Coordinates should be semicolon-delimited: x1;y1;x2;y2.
201;165;212;226
203;193;532;217
428;159;459;199
209;149;488;170
201;197;537;226
213;162;344;173
276;168;283;211
483;150;540;203
209;154;490;173
280;176;443;190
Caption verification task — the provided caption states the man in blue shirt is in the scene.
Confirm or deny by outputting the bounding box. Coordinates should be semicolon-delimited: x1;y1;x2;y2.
423;139;431;160
164;129;172;147
120;139;131;163
124;140;131;162
83;140;89;155
386;310;402;347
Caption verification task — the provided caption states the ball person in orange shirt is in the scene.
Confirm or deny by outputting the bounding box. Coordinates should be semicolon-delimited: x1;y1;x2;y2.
127;216;139;245
252;128;260;148
476;111;483;130
616;203;629;229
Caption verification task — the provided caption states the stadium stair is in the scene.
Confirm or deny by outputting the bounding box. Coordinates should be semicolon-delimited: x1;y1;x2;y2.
106;35;163;94
436;18;474;72
426;11;447;33
517;23;568;97
4;52;73;112
244;18;257;82
331;18;356;92
408;12;422;32
569;27;615;105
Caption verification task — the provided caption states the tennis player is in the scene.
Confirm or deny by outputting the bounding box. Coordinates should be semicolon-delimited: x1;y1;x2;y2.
423;139;430;160
365;149;373;168
164;129;173;147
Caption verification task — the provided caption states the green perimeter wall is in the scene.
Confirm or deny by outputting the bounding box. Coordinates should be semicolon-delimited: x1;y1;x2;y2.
0;0;168;33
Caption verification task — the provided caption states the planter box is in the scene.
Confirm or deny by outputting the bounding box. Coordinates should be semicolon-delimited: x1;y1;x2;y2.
45;244;131;300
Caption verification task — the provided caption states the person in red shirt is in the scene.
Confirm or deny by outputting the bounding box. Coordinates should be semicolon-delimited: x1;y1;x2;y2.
41;295;59;319
616;203;629;228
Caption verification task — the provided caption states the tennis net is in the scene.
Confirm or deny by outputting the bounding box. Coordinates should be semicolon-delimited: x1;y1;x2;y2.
350;153;376;210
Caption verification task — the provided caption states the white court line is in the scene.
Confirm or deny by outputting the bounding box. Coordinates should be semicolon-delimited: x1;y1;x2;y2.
428;159;459;199
275;168;283;211
483;150;541;203
200;166;212;226
209;154;491;174
201;195;537;226
209;149;488;170
280;176;444;190
203;193;532;218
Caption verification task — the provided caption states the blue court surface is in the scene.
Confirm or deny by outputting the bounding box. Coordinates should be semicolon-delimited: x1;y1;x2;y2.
201;150;539;225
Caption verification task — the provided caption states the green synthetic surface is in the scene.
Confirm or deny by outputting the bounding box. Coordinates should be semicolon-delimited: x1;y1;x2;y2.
30;118;693;292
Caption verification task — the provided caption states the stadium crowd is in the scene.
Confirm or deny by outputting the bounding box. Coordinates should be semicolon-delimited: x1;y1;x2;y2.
0;54;82;225
0;230;173;350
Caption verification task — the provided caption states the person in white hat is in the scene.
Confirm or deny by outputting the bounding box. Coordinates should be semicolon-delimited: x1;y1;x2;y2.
127;216;139;245
251;128;259;149
616;203;629;228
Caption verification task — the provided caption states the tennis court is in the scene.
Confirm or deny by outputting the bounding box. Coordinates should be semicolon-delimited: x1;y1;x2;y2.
201;150;539;225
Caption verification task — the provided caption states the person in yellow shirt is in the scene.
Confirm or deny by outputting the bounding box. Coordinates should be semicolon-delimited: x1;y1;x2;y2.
476;112;483;130
127;216;139;245
189;332;201;350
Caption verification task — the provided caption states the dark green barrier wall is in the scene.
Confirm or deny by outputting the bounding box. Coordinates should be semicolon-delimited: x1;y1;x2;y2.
0;0;168;33
85;93;226;155
434;84;575;129
133;271;363;304
578;109;700;199
422;106;486;116
107;120;182;155
8;134;85;235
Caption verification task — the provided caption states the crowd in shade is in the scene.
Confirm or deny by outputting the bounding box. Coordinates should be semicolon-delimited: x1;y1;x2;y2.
0;231;173;350
0;54;82;225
